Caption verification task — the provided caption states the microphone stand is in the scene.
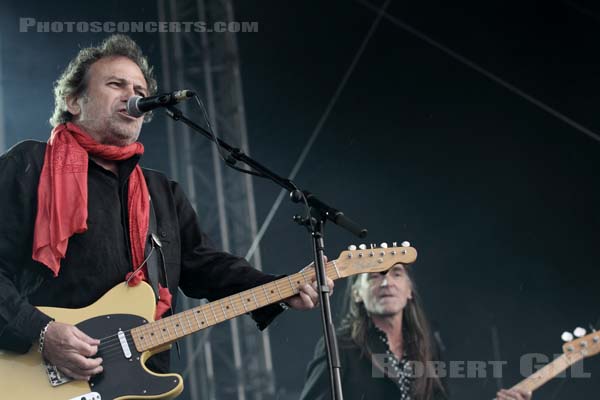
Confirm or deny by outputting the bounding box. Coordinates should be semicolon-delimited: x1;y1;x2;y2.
165;105;367;400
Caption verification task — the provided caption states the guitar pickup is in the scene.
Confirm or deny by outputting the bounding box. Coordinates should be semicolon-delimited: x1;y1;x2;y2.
118;329;132;358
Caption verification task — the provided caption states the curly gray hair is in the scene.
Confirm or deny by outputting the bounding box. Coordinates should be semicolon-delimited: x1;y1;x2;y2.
50;34;158;127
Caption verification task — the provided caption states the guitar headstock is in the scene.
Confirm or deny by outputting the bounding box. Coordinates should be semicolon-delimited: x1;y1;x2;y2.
333;241;417;279
562;329;600;359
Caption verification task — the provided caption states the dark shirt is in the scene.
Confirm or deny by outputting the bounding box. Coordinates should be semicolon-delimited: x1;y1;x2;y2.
300;323;449;400
0;140;284;371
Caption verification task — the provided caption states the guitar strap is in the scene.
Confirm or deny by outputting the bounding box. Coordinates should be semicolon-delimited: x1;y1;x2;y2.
146;197;181;358
145;196;163;302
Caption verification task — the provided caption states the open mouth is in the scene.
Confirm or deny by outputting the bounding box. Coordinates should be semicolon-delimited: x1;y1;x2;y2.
118;109;137;120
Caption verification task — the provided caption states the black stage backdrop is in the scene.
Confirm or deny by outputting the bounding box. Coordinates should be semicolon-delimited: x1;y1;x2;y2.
1;1;599;398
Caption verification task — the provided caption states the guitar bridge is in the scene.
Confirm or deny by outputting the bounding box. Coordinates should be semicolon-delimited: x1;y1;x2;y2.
68;393;101;400
44;359;73;386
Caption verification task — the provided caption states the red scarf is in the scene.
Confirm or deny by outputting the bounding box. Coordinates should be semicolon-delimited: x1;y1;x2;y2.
33;122;171;319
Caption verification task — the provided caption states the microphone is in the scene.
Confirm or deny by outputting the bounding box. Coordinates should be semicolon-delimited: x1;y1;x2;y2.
126;89;195;117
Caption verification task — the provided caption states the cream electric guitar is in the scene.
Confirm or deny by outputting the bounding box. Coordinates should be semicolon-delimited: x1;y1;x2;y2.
0;243;416;400
508;329;600;393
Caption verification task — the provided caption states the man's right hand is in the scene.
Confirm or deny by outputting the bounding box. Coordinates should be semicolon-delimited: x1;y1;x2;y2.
42;322;103;381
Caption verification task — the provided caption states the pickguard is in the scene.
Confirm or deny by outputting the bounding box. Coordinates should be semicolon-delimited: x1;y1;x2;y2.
77;314;180;399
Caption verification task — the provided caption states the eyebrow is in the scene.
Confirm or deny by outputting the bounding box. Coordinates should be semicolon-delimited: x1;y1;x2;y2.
377;265;405;275
106;76;148;95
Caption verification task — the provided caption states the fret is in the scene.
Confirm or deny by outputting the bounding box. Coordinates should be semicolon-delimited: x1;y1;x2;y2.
134;327;145;346
262;285;270;303
192;308;202;329
136;328;148;347
209;303;219;323
287;276;296;294
143;328;150;347
157;321;168;342
201;308;210;327
230;297;237;314
172;319;179;337
162;323;171;341
252;291;260;308
165;319;177;339
274;280;283;299
219;301;228;319
300;271;309;285
240;293;249;312
147;326;156;346
332;260;341;278
183;311;194;332
176;315;187;336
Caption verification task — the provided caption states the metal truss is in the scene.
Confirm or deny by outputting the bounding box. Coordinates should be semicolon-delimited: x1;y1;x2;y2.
0;35;6;153
157;1;275;399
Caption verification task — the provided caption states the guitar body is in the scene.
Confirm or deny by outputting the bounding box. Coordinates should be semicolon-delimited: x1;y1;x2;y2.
0;282;183;400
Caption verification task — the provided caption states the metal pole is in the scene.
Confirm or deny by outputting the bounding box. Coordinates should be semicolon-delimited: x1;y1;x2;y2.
197;2;245;399
157;0;179;180
161;2;202;400
222;1;275;395
0;35;6;153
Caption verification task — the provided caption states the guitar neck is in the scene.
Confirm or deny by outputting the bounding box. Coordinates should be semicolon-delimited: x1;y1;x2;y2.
131;261;341;352
511;352;581;392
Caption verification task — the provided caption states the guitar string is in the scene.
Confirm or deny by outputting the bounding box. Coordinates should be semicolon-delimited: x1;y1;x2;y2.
75;248;398;352
94;282;302;353
95;263;352;357
92;265;344;354
94;267;320;343
94;280;302;353
94;281;306;355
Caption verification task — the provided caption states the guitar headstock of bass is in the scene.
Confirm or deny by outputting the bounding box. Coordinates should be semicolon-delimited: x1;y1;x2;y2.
561;327;600;359
333;241;417;279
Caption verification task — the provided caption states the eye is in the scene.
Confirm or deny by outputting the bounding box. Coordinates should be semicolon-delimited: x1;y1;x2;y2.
366;273;381;281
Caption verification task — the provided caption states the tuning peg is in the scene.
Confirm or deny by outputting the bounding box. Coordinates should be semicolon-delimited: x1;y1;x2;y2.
380;242;388;248
359;244;367;250
574;327;587;338
348;245;357;251
401;241;410;247
561;331;574;342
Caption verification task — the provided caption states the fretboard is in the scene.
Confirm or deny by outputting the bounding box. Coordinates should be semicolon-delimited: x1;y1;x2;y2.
512;352;581;392
131;261;341;352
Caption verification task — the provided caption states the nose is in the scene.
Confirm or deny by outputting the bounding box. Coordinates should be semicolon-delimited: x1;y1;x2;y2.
380;277;388;287
120;84;137;102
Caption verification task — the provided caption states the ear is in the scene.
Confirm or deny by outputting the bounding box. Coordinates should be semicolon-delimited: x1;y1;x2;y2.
407;290;413;300
66;95;81;117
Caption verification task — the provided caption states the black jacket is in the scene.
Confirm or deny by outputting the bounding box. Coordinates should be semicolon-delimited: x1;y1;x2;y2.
0;140;284;371
300;324;449;400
